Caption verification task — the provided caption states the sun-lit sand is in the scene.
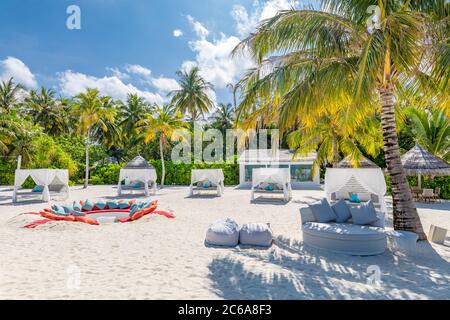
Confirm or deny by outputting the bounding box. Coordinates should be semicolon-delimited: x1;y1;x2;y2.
0;185;449;299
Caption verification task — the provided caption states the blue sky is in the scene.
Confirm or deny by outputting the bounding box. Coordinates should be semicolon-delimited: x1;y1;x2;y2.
0;0;305;105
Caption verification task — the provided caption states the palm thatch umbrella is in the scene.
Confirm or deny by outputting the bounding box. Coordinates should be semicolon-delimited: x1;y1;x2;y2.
336;155;379;168
123;156;154;169
401;144;450;188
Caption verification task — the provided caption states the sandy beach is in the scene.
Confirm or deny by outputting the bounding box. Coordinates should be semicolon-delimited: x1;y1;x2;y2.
0;185;449;300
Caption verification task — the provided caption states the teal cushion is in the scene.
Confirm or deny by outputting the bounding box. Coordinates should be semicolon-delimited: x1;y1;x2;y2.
52;205;68;216
82;199;94;211
95;201;106;210
62;203;74;214
129;204;140;216
265;184;274;191
32;185;43;193
132;181;142;189
73;201;82;211
349;193;361;203
118;202;130;209
107;201;119;209
203;181;210;188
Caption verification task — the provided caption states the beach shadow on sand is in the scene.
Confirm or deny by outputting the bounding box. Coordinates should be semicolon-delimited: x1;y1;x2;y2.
207;236;450;299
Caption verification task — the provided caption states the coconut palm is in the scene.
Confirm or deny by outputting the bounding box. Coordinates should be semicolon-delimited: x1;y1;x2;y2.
208;103;235;131
0;78;24;113
169;67;215;121
226;83;240;110
24;87;72;136
287;106;383;168
73;88;117;188
119;93;153;139
137;104;187;187
0;114;19;154
406;107;450;161
233;1;449;239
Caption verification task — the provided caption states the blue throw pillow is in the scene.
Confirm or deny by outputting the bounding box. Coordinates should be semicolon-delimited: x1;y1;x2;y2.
203;180;210;188
309;198;336;223
95;201;106;210
62;203;74;214
132;181;142;189
82;199;94;211
32;185;43;193
118;201;130;209
350;201;379;225
52;205;68;216
265;184;274;191
331;199;352;223
73;201;82;212
349;193;361;203
107;201;119;209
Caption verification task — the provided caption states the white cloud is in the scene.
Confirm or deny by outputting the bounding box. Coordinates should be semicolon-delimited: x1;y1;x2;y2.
0;56;37;88
106;67;130;80
231;0;299;38
173;29;183;37
58;70;164;104
124;64;152;77
183;33;253;90
187;15;210;39
151;76;180;93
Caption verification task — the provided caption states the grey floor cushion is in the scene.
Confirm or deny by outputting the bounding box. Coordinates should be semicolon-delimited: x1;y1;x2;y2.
205;218;240;247
239;223;273;247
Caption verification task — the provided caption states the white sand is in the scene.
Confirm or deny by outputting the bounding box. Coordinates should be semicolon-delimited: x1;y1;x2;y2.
0;185;449;300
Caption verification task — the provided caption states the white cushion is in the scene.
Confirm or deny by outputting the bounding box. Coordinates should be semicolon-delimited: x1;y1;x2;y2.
239;223;273;247
205;218;240;247
303;222;386;241
357;192;371;202
336;190;349;200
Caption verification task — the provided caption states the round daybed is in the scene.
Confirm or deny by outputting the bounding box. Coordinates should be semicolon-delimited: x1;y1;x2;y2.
23;199;175;228
300;206;387;256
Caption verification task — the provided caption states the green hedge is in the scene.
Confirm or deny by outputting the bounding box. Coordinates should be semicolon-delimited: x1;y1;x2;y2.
90;161;239;185
385;174;450;200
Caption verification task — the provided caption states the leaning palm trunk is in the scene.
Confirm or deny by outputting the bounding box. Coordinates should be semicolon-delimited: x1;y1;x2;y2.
84;127;90;189
379;85;426;240
159;136;165;188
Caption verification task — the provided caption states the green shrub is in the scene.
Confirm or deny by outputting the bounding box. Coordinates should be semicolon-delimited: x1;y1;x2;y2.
91;160;239;186
385;174;450;200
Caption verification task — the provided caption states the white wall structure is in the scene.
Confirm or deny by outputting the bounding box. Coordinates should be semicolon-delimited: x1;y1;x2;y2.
237;149;320;187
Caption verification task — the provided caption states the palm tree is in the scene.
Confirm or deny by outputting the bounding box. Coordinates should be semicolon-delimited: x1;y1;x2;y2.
287;107;383;168
406;107;449;161
208;103;235;131
0;78;24;113
233;1;449;239
0;114;19;154
169;67;215;121
119;93;152;139
137;105;187;187
24;87;71;136
73;88;117;188
226;83;240;110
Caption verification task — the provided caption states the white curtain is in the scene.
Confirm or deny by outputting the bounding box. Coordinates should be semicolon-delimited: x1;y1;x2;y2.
251;168;292;201
117;169;158;196
13;169;69;202
324;168;387;212
189;169;225;196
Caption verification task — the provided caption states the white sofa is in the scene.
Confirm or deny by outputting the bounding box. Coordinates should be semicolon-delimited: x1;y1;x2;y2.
300;206;387;256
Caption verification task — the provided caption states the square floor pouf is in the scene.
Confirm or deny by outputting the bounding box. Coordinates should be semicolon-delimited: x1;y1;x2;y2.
387;230;418;254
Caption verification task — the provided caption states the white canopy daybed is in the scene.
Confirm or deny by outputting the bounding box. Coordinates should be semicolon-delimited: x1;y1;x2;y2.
189;169;225;196
12;169;69;203
117;156;157;196
251;168;292;201
324;168;387;213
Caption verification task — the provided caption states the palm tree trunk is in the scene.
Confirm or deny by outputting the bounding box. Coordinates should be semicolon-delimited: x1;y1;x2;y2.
84;127;90;189
159;136;165;188
332;132;339;167
379;85;426;240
